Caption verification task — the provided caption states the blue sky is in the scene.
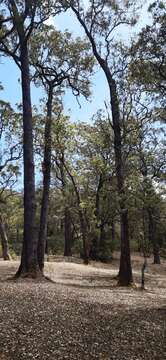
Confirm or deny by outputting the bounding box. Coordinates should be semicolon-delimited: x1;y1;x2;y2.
0;1;153;190
0;0;153;123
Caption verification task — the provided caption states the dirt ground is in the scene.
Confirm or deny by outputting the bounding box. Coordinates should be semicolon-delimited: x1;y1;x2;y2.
0;254;165;360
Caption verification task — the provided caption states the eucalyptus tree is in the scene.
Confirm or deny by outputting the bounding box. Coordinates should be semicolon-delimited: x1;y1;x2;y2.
136;121;165;264
130;1;166;113
0;98;22;172
0;0;55;276
0;96;22;260
75;115;117;260
59;0;141;284
30;25;94;269
117;70;166;264
51;113;73;257
51;114;94;263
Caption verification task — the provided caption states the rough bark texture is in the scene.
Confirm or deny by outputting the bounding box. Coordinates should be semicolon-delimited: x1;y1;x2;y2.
0;216;11;260
16;42;38;277
38;86;53;271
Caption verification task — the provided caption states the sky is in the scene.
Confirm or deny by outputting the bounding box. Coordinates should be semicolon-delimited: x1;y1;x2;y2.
0;0;153;190
0;0;153;123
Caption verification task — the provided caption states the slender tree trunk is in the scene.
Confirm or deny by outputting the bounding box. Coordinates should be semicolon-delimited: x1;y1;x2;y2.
38;86;53;272
0;216;11;260
142;206;148;255
16;226;19;244
148;209;160;264
141;256;147;290
118;210;132;285
79;210;89;264
153;245;160;264
64;207;72;256
16;42;38;277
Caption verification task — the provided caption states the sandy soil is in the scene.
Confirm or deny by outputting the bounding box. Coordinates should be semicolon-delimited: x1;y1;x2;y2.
0;255;165;360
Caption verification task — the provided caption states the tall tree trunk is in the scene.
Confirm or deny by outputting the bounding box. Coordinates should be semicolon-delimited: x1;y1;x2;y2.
69;7;133;284
0;215;11;260
118;210;132;285
16;42;38;277
148;209;160;264
38;86;53;272
108;78;132;285
64;207;72;257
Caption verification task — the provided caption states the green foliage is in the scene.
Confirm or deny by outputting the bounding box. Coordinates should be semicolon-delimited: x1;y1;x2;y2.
130;1;166;110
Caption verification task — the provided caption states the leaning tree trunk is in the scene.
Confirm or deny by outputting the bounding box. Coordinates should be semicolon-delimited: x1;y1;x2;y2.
16;42;38;277
38;86;53;272
0;216;11;260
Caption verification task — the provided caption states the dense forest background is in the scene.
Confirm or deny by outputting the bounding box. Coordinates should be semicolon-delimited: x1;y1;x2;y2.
0;0;165;284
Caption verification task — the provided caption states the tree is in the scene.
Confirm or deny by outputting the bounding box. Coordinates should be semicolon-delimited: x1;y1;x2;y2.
51;114;90;262
74;116;117;261
0;96;21;260
130;1;166;114
0;0;55;276
60;0;139;284
0;214;11;260
30;24;94;269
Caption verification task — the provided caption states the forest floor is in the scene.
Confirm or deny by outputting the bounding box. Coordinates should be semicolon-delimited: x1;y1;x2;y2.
0;253;165;360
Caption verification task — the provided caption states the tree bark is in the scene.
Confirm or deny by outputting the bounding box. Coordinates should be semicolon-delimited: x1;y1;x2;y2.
38;86;53;272
118;209;132;285
0;216;11;260
16;41;38;277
